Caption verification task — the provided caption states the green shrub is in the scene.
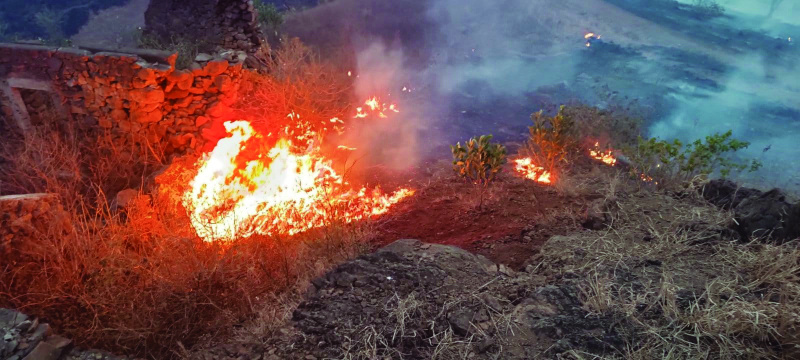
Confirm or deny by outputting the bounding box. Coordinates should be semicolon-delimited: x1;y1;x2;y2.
628;130;761;184
451;135;507;187
33;7;68;46
525;106;579;172
254;0;284;34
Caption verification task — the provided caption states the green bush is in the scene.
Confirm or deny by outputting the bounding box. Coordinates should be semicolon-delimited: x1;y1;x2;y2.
525;106;579;172
628;130;761;184
254;0;284;34
451;135;507;187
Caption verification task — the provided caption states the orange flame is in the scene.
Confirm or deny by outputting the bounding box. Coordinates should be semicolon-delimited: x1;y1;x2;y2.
354;96;399;119
183;120;413;242
513;158;552;184
590;142;617;166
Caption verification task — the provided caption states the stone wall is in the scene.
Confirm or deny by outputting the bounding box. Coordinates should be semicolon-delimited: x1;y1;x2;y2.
0;43;247;156
0;194;72;262
144;0;264;54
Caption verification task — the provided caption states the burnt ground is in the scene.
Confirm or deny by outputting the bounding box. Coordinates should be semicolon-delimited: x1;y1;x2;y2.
369;161;589;270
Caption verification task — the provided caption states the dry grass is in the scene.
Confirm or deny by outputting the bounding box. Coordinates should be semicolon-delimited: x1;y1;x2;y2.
0;129;372;358
233;38;352;148
0;41;369;359
533;179;800;359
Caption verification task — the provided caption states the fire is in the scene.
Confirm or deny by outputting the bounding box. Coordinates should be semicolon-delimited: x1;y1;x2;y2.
183;120;413;242
513;158;552;184
355;96;399;119
589;142;617;166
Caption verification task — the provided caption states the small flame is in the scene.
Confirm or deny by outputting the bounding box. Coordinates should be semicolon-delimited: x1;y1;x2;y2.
513;158;552;184
585;32;595;39
353;96;399;119
589;142;617;166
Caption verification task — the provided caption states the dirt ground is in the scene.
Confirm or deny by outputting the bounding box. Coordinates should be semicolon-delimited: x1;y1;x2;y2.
369;161;591;270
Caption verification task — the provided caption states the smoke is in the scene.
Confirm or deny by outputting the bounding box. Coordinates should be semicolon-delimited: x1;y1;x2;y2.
342;0;587;171
649;4;800;190
328;0;800;190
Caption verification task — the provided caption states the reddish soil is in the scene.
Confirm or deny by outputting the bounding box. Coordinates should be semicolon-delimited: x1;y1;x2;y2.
371;163;589;269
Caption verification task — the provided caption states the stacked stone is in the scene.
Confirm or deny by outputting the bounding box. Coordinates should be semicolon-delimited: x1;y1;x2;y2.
143;0;264;55
0;194;72;261
0;309;128;360
0;43;248;156
219;0;264;54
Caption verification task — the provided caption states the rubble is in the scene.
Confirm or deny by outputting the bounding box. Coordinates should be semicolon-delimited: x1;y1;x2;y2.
0;309;130;360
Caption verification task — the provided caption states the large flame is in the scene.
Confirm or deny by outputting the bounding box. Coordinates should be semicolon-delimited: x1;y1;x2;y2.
513;157;552;184
183;120;413;242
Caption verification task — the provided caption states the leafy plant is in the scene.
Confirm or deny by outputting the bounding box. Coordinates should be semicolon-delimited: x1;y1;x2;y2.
33;7;66;45
451;135;507;187
254;0;284;34
628;130;761;184
525;105;579;173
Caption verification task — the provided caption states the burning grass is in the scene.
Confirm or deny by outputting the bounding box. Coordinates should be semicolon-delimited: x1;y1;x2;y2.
0;39;412;358
0;125;381;358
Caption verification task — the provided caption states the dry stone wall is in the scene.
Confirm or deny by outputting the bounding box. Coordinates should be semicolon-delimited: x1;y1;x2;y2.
0;194;72;262
145;0;264;54
0;43;247;156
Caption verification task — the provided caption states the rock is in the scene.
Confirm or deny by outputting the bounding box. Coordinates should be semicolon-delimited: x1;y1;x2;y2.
195;116;210;127
165;89;190;100
194;53;213;62
0;310;28;328
205;60;229;77
129;87;165;104
22;341;61;360
582;199;608;230
111;189;139;211
702;179;761;209
734;189;800;242
168;70;194;90
131;109;163;124
447;308;476;336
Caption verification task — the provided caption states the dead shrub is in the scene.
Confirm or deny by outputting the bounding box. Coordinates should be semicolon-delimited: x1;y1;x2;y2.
233;37;352;149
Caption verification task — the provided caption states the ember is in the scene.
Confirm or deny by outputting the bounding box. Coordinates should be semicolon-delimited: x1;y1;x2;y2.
513;157;552;184
183;120;413;242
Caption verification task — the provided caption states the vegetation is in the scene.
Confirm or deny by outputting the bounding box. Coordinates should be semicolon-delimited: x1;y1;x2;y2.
524;106;579;174
451;135;507;187
254;0;285;35
628;130;761;184
0;0;127;41
691;0;726;18
0;39;364;360
137;33;208;69
234;38;351;149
